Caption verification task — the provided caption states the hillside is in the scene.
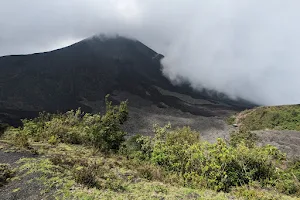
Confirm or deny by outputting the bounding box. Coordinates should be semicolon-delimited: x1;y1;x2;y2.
0;35;253;140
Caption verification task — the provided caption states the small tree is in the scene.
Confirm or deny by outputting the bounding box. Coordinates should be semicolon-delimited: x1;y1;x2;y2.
88;95;128;152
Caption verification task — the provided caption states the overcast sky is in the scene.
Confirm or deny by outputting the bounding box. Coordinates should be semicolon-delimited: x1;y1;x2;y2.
1;0;300;105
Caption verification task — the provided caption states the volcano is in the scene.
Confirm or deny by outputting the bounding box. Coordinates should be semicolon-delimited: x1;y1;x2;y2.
0;35;253;139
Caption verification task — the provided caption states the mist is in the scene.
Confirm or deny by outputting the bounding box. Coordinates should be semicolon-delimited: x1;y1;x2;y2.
1;0;300;105
161;1;300;106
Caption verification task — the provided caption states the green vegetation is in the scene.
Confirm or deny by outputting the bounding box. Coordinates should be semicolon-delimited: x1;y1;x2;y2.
1;100;300;199
13;154;230;200
226;115;236;125
123;125;299;197
4;95;128;153
229;130;259;148
238;105;300;131
0;163;14;187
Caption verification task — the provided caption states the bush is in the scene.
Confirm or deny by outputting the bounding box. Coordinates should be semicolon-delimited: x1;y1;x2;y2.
85;96;128;152
151;125;200;174
72;161;126;191
230;130;258;148
119;134;153;160
136;164;164;181
0;164;14;187
121;124;291;192
4;128;30;148
50;154;106;189
274;160;300;195
226;115;236;125
183;140;283;191
72;163;100;189
4;96;128;153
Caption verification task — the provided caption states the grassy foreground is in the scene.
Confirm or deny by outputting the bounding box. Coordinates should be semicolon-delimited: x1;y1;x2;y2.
0;99;299;200
1;142;234;200
0;141;298;200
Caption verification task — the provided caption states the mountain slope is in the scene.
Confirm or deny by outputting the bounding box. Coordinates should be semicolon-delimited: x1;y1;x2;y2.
0;35;253;136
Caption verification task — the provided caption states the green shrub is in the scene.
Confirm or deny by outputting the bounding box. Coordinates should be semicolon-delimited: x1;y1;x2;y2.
48;135;59;145
119;134;153;160
50;154;104;189
4;96;128;153
226;115;236;125
0;163;14;187
136;164;164;181
72;163;100;189
130;124;288;192
72;160;126;191
103;175;126;192
151;126;200;174
274;160;300;196
183;140;282;191
230;130;258;148
4;128;30;148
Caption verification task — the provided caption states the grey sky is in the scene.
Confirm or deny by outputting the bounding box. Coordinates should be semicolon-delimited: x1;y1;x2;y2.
1;0;300;105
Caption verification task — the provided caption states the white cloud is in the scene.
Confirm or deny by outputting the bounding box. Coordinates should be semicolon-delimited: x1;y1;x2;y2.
1;0;300;105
